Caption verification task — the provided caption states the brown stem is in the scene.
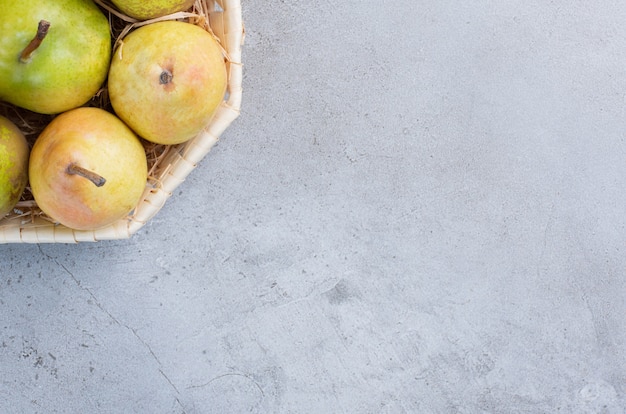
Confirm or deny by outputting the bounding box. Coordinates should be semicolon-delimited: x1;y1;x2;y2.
19;20;51;63
66;164;106;187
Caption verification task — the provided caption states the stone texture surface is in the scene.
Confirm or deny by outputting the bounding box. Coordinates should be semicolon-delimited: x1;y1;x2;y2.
2;0;626;412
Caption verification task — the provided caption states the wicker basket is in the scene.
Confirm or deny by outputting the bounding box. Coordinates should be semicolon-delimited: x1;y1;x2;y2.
0;0;243;243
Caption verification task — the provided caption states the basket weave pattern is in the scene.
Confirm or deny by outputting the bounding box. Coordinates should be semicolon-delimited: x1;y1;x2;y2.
0;0;243;243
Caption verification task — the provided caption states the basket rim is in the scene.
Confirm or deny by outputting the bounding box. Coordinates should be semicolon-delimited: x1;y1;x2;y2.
0;0;244;244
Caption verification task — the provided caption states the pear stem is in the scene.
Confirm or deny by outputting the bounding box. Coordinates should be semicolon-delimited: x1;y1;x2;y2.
66;164;106;187
19;20;51;63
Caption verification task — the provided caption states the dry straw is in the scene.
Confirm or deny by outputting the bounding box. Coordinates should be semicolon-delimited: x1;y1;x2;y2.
0;0;243;243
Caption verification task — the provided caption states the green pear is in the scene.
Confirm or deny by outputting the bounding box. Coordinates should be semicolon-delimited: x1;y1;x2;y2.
108;21;227;145
0;116;29;217
110;0;195;20
29;107;148;231
0;0;111;114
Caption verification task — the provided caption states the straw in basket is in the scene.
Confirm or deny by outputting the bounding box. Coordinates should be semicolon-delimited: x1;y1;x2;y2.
0;0;244;243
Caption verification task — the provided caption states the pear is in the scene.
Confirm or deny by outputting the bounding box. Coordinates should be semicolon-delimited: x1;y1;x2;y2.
29;108;148;231
108;21;227;145
0;0;111;114
0;116;29;217
111;0;195;20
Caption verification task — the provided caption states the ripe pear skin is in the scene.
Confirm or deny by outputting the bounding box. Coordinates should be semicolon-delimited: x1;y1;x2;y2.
29;108;148;231
0;0;111;114
108;21;227;145
0;116;29;217
111;0;195;20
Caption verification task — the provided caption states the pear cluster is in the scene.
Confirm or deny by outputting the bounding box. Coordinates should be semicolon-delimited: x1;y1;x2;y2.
0;0;228;231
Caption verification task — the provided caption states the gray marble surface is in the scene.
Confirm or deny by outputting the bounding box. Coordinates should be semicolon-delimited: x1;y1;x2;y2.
3;0;626;412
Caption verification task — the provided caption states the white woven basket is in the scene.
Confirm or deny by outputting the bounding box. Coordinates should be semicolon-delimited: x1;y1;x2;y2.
0;0;243;243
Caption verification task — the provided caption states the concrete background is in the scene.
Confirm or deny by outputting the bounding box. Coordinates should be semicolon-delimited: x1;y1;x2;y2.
2;0;626;412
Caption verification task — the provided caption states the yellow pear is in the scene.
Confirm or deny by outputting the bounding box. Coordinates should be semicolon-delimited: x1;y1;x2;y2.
29;107;148;230
111;0;195;20
108;21;227;145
